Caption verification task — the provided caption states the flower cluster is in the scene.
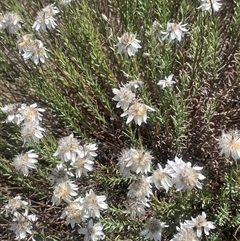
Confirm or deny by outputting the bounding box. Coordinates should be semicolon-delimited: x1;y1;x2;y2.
32;3;59;32
1;196;37;240
0;11;22;34
113;80;154;125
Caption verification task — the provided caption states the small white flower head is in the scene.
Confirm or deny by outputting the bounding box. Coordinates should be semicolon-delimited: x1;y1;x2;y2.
171;223;198;241
125;79;144;91
157;74;176;89
51;181;78;206
21;122;45;144
2;11;23;34
53;134;81;162
22;39;49;65
151;163;173;192
79;143;98;159
83;189;108;218
61;0;73;4
1;196;28;216
71;155;94;178
121;100;155;126
78;219;105;241
116;32;141;56
184;212;216;237
218;129;240;161
125;197;150;219
33;3;59;31
17;34;33;54
112;86;136;111
48;163;73;185
118;148;133;177
161;21;188;42
13;150;38;176
60;197;85;228
127;175;153;199
141;217;168;241
198;0;222;13
20;103;45;124
9;209;37;240
167;157;206;191
1;103;23;124
127;148;153;175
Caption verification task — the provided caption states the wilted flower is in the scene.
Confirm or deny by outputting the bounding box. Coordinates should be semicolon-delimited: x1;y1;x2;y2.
167;157;205;191
9;209;37;240
151;163;173;192
198;0;222;13
118;148;133;177
112;86;135;111
13;150;38;176
157;74;176;89
152;20;162;38
171;223;198;241
83;189;108;218
1;196;28;216
161;21;188;42
1;11;22;34
218;129;240;161
121;100;155;126
51;181;79;206
78;219;105;241
21;122;45;144
1;103;22;124
116;32;141;56
141;217;168;241
61;197;85;228
33;3;59;31
184;212;216;237
20;103;45;124
53;134;81;162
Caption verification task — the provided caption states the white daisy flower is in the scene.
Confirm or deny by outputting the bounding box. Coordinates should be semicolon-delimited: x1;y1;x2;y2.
116;32;141;56
217;129;240;161
60;197;85;228
79;143;98;158
167;157;206;191
78;219;105;241
33;4;59;32
126;148;153;175
184;212;216;237
21;122;45;144
171;223;199;241
1;196;28;216
161;21;188;42
48;163;73;185
20;103;45;124
141;217;168;241
198;0;222;13
71;155;94;178
83;189;108;218
112;86;136;111
51;181;78;206
13;150;38;176
121;101;155;126
1;103;23;124
53;134;81;162
157;74;176;89
2;11;23;34
9;209;37;240
151;163;173;192
127;175;153;199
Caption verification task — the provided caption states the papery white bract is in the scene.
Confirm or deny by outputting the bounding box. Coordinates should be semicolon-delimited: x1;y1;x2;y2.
198;0;222;13
13;150;38;176
116;32;141;56
121;101;155;126
184;212;216;237
141;217;168;241
161;21;188;42
157;74;176;89
78;219;105;241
